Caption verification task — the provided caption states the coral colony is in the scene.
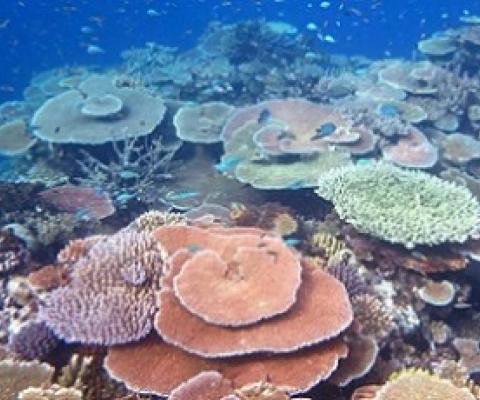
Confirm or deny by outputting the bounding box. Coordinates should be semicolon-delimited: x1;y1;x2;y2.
3;17;480;400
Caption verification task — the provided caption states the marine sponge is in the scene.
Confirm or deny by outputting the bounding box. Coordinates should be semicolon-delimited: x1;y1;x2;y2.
316;162;480;248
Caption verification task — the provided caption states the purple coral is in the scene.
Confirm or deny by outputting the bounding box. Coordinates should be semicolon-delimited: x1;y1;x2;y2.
38;229;166;345
9;320;58;361
327;262;371;299
0;230;29;273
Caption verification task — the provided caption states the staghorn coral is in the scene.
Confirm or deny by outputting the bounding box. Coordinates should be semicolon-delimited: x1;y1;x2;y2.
316;162;480;248
38;229;167;345
76;133;181;205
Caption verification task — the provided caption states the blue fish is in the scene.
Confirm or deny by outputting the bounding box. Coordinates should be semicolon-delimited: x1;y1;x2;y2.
379;103;399;118
311;122;337;140
116;192;136;203
284;238;301;247
257;108;271;124
74;208;92;221
214;156;243;173
165;191;200;201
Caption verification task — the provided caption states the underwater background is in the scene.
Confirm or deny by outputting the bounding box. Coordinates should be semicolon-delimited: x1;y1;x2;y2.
2;0;480;102
4;0;480;399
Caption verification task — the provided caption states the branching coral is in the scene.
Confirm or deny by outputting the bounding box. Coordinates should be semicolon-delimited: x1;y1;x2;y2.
316;162;480;248
76;135;181;205
38;230;167;345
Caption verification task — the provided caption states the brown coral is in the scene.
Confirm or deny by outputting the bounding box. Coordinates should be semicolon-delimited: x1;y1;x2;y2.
156;265;351;357
168;226;302;326
104;335;347;396
102;224;352;397
169;371;233;400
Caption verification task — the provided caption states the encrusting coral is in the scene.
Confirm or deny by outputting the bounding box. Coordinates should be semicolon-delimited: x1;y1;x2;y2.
316;162;480;248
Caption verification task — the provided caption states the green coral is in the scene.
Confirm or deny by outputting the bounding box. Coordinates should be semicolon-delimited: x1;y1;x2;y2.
315;162;480;248
235;151;352;190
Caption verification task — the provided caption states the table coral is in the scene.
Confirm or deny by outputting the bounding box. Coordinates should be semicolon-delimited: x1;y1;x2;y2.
316;162;480;248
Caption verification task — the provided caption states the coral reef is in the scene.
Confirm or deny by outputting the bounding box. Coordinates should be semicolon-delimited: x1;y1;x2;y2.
316;162;480;248
31;74;166;144
38;229;167;345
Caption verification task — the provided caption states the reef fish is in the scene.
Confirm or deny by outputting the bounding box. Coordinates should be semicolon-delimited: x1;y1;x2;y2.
258;108;271;124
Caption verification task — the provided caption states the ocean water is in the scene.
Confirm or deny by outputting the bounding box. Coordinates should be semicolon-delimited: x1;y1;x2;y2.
3;1;480;399
1;0;480;102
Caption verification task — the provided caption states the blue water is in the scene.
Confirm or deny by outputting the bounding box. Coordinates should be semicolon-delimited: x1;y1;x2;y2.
1;0;480;103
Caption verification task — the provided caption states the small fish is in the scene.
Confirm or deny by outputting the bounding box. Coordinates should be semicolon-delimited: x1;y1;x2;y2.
284;238;301;247
74;208;92;221
311;122;337;140
116;192;136;203
119;170;140;179
0;19;10;29
379;104;399;118
257;108;271;124
306;22;318;31
323;34;336;43
80;25;94;34
165;191;200;201
214;156;242;173
147;8;161;17
86;44;105;55
320;1;331;8
317;33;336;43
